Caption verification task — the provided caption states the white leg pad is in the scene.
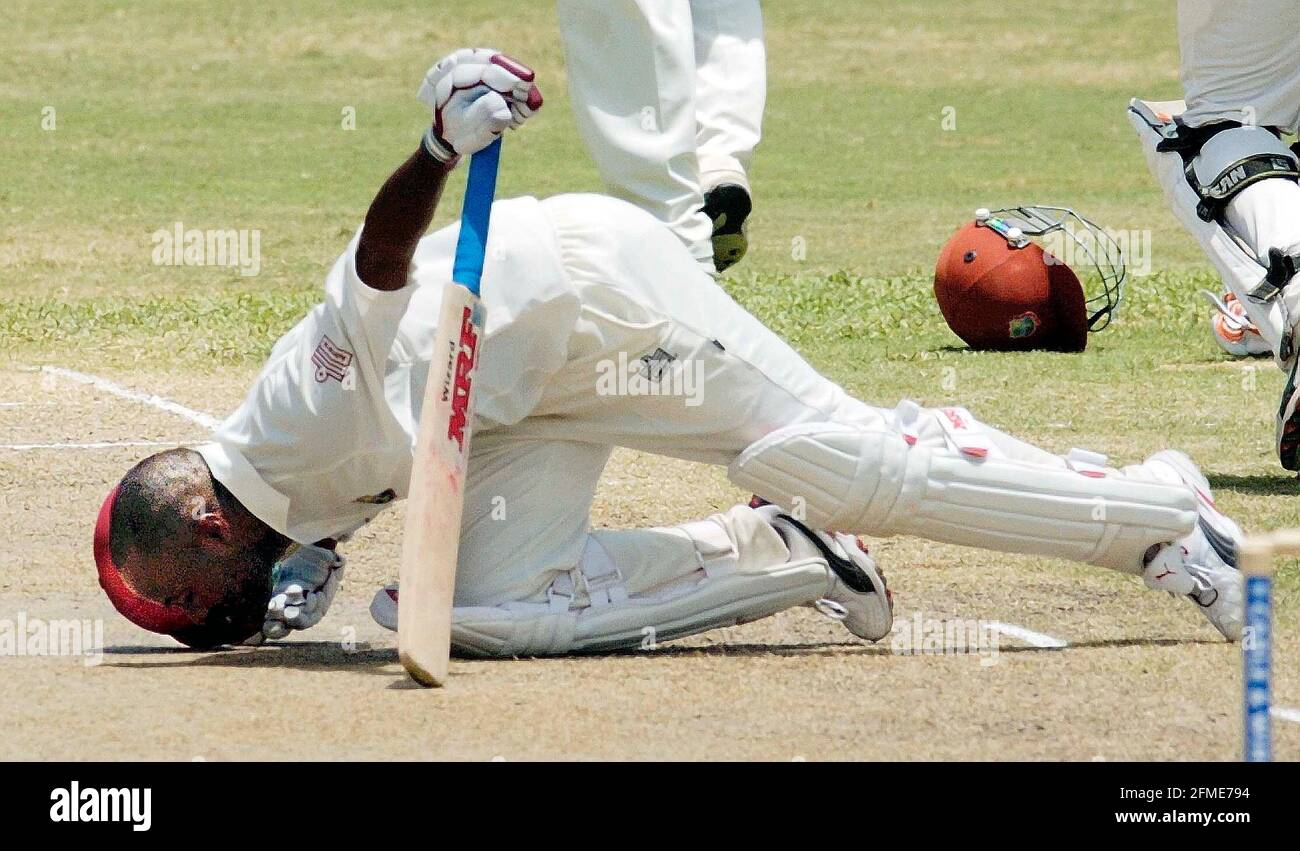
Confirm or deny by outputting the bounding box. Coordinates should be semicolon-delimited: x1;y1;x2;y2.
1128;100;1289;356
728;416;1198;574
449;505;831;657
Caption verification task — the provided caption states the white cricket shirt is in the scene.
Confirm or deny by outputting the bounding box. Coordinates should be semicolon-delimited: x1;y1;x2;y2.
198;196;578;545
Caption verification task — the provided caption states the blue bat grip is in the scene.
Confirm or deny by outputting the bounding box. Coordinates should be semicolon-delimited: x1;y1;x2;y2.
451;137;502;296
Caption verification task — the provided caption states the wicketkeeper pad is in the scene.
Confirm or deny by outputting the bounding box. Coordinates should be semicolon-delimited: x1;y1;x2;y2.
448;505;832;656
1129;98;1300;361
728;403;1197;575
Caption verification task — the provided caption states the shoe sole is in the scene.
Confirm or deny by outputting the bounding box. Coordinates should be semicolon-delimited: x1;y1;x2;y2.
712;231;748;272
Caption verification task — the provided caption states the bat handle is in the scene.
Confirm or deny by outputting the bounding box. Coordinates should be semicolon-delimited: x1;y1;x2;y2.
452;138;502;297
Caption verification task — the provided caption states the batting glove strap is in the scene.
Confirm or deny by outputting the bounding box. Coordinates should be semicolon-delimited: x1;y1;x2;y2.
422;125;461;167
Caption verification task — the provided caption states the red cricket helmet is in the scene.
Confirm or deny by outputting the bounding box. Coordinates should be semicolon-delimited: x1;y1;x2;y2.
933;206;1125;352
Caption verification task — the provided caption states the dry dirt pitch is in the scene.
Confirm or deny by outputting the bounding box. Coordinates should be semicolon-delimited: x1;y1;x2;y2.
2;362;1296;761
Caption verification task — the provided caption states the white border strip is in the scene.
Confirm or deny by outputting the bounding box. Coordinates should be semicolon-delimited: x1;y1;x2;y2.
41;366;221;430
985;620;1069;649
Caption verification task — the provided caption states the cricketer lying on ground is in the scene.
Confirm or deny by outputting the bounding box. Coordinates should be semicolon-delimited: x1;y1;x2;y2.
188;183;1245;655
94;45;1247;657
191;184;1247;655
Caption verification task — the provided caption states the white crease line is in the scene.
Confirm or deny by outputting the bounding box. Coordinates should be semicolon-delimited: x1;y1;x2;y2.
985;620;1069;649
0;440;194;451
1273;706;1300;725
40;365;221;430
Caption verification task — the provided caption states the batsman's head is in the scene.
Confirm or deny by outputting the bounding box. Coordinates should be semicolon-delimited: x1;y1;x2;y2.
93;448;287;648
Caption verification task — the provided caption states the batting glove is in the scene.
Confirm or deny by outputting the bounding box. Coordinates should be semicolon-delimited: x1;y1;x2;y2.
258;544;346;641
417;47;543;165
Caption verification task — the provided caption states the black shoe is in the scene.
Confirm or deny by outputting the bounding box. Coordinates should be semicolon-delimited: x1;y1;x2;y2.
702;183;752;273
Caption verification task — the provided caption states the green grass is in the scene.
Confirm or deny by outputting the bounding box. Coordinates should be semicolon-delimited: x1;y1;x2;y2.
1;0;1297;596
0;0;1203;299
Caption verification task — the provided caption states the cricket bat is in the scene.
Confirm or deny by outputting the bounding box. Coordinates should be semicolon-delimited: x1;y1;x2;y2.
398;138;501;687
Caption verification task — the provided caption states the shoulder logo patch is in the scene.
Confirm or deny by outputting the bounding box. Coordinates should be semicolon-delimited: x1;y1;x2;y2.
312;335;354;383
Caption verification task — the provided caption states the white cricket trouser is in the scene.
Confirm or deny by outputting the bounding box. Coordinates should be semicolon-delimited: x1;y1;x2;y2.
557;0;766;268
452;196;1183;610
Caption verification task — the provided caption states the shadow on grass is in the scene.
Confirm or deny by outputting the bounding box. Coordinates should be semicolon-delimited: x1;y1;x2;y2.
101;641;396;676
1206;473;1300;496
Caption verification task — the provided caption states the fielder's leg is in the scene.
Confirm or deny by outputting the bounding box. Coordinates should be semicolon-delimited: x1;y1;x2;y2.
1123;100;1294;358
691;0;765;192
557;0;716;271
691;0;766;271
1130;100;1300;468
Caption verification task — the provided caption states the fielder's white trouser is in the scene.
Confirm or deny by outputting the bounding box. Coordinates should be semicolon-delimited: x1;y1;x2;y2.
1131;105;1300;366
557;0;766;267
443;197;1198;656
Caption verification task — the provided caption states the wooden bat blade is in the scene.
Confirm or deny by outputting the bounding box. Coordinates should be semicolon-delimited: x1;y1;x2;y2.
398;284;484;687
399;138;499;687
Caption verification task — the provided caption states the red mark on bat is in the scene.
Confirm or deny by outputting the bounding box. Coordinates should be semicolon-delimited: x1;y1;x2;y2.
447;306;479;451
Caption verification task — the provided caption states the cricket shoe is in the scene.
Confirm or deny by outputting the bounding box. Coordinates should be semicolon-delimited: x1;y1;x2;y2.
1202;290;1270;358
1139;450;1244;640
702;183;752;273
370;584;399;631
752;502;893;641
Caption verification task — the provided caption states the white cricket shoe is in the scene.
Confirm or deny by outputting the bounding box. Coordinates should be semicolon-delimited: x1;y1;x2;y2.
1140;450;1244;640
1203;290;1271;358
753;504;894;641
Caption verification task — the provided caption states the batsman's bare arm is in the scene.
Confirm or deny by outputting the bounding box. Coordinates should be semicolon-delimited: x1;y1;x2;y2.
354;48;541;292
354;147;452;292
